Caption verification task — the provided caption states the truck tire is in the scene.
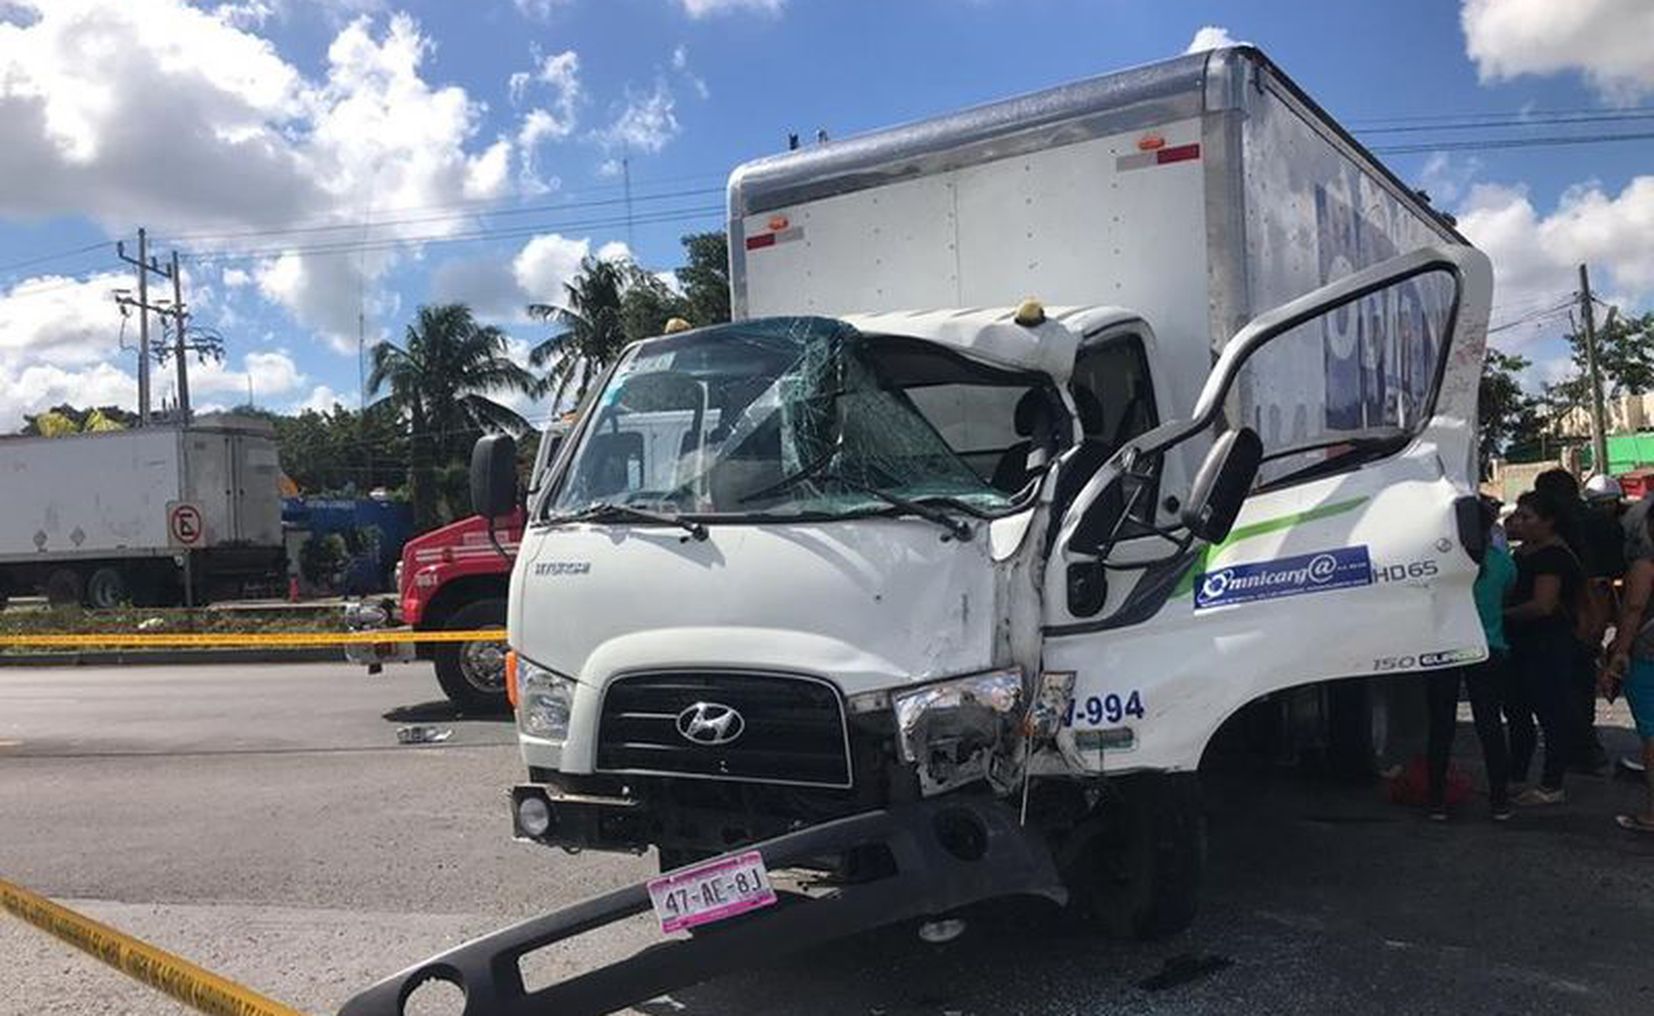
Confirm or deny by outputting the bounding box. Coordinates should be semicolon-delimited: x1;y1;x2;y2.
432;598;510;714
85;567;128;610
45;569;84;608
1063;772;1204;940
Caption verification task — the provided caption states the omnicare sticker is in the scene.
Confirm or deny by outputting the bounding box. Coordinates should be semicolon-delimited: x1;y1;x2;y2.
1194;546;1373;610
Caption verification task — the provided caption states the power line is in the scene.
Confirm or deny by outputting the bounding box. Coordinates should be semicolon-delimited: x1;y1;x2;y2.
0;240;114;277
1348;104;1654;127
1357;110;1654;135
149;175;729;246
181;204;725;264
153;185;724;246
1488;299;1577;335
1373;130;1654;154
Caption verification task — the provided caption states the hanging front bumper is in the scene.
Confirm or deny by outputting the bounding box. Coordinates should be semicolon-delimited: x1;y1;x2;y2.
338;797;1065;1016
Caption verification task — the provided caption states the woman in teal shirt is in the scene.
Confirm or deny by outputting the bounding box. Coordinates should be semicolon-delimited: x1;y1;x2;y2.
1425;498;1517;820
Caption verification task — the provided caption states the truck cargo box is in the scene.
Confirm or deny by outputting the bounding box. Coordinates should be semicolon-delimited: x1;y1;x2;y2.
0;419;282;562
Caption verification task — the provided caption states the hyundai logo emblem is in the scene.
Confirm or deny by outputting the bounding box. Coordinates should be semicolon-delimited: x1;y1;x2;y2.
675;701;745;746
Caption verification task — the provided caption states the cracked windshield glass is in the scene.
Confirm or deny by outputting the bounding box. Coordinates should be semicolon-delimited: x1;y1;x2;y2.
547;317;1053;520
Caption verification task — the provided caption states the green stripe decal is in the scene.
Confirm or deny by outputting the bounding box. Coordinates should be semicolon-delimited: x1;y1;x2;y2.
1170;496;1370;597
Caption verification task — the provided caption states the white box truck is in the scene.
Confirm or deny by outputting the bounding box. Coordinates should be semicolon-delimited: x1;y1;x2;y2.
0;417;286;608
342;45;1495;1016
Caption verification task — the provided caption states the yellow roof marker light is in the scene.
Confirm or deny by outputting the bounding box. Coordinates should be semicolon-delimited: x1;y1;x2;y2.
1013;298;1046;327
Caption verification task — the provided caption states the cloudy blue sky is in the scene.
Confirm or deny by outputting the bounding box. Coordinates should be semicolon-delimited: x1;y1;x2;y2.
0;0;1650;429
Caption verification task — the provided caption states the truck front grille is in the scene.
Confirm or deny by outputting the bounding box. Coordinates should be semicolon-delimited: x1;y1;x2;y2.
595;671;852;788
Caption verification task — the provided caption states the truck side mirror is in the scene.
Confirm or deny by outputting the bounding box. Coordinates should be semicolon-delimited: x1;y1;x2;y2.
1180;427;1261;543
470;433;519;521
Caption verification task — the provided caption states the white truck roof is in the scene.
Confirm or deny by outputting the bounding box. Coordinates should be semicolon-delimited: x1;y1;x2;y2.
843;305;1140;382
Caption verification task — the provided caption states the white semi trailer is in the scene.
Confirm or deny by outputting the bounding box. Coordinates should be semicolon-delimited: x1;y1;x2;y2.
343;45;1494;1016
0;417;285;608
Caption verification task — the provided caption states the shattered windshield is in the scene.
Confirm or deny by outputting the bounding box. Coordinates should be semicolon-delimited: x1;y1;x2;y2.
544;317;1057;522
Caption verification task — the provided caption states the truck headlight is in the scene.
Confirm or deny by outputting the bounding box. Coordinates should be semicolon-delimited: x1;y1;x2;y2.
890;668;1023;795
517;658;576;742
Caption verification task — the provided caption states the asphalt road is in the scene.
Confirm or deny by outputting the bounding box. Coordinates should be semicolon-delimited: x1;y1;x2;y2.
3;662;1653;1016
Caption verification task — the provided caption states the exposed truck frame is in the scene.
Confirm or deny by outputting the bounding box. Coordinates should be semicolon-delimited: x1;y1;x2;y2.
342;46;1493;1015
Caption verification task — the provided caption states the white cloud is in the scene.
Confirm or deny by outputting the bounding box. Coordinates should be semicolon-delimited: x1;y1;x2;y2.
671;43;710;99
1461;0;1654;102
512;233;592;304
190;350;306;399
0;269;156;427
1184;25;1240;54
509;48;581;193
435;231;626;322
293;383;344;413
464;138;513;199
0;3;528;354
596;240;633;263
0;361;136;430
0;272;132;368
1416;152;1483;208
1456;176;1654;346
594;80;681;155
222;267;252;289
677;0;782;17
513;0;570;22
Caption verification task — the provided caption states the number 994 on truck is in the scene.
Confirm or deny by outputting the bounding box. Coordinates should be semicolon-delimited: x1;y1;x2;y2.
344;43;1496;1016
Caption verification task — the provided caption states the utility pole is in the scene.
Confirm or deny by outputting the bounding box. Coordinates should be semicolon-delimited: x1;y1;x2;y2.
622;154;635;252
170;250;191;424
116;229;170;425
1579;263;1610;477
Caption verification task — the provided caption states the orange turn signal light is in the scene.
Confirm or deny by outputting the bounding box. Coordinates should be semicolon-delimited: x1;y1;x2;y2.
505;650;520;709
1136;133;1166;151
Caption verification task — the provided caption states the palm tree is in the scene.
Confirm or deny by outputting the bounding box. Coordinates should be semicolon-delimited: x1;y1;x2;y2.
369;303;536;529
527;256;637;406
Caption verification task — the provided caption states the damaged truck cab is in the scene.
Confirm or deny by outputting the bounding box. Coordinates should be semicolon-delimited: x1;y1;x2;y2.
490;46;1494;938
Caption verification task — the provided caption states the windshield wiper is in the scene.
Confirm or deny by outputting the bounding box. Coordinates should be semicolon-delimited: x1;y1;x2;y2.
845;481;974;542
558;502;708;542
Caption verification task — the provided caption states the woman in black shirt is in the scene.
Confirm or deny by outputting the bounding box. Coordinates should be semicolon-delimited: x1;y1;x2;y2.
1504;490;1583;803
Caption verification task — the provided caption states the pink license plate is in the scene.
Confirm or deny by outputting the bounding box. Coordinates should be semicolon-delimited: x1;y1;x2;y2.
646;850;777;934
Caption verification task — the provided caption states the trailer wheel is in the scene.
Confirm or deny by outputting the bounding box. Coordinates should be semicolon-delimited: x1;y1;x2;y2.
432;598;509;714
44;569;84;608
1063;773;1204;940
85;567;128;610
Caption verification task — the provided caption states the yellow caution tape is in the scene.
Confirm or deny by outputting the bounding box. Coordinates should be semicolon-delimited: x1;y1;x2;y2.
0;875;309;1016
0;628;504;648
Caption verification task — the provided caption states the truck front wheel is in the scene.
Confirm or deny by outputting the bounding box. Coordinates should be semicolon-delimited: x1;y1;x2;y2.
1062;772;1204;940
431;598;509;714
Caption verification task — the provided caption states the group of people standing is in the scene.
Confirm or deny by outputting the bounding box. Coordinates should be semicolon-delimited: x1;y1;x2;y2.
1426;469;1654;831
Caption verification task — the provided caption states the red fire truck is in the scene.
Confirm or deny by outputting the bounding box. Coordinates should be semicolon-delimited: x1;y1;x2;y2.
346;510;519;712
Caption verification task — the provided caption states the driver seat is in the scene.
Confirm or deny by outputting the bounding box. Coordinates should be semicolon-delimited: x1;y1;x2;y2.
990;390;1058;494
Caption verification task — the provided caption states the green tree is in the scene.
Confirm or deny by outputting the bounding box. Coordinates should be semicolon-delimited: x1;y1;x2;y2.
1571;309;1654;397
266;402;411;496
1478;349;1543;465
528;256;639;405
369;303;536;530
620;270;691;344
528;233;733;408
678;231;731;327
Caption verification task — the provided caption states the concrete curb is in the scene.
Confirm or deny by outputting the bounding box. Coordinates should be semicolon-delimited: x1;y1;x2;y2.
0;647;344;667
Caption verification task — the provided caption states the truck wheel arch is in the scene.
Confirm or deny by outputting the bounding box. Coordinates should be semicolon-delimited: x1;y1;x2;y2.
1193;672;1416;774
418;574;511;631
